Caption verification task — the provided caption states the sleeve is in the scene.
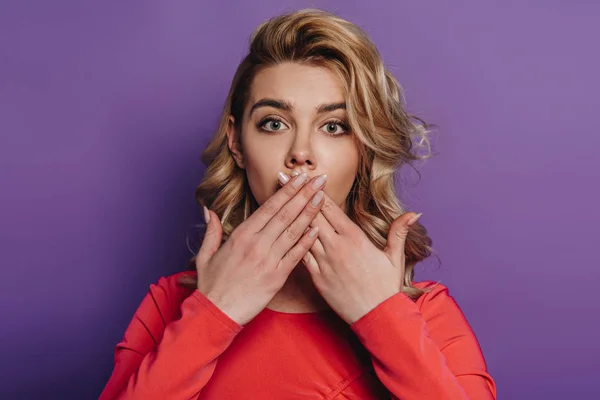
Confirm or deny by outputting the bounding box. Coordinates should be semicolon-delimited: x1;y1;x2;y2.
347;283;497;400
98;276;243;400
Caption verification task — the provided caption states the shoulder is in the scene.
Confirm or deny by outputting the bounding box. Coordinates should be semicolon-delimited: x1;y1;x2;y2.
151;270;197;299
411;280;476;335
412;280;451;301
411;280;466;319
118;271;197;352
133;271;197;327
148;271;197;316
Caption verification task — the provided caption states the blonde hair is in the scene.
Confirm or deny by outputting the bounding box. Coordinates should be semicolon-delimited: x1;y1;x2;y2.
180;8;436;300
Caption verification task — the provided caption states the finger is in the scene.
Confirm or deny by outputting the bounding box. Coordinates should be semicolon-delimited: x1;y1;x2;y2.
278;173;336;247
384;212;421;267
277;226;320;275
308;211;337;248
259;174;327;244
243;172;310;233
268;188;325;262
278;173;348;234
314;190;353;234
301;250;320;275
195;207;223;266
309;237;326;261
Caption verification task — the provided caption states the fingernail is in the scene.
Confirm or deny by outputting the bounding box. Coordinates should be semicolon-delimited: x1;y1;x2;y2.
292;172;308;188
203;206;211;224
311;174;328;189
407;212;422;226
308;226;319;238
291;170;300;177
311;190;324;206
277;171;289;185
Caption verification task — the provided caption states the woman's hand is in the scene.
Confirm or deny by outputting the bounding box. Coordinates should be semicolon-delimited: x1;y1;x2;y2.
194;172;327;326
301;190;422;325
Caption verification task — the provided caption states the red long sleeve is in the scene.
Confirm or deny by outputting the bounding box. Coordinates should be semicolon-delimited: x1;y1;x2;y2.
347;282;497;399
99;275;243;400
100;273;495;399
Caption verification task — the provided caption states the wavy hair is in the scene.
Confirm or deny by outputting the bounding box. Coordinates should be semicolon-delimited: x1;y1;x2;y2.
180;8;437;300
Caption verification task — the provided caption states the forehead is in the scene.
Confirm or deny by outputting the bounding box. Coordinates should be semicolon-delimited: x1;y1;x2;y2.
249;63;346;108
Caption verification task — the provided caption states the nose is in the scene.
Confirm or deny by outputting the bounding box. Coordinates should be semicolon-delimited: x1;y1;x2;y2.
284;130;316;171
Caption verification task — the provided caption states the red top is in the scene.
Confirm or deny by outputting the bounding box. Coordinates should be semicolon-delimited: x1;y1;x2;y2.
99;271;496;399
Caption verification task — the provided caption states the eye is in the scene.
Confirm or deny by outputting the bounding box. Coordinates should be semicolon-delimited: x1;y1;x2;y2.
257;117;289;132
320;120;349;136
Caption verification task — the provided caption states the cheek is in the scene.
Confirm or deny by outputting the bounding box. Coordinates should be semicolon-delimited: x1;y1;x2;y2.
317;140;360;204
242;138;285;205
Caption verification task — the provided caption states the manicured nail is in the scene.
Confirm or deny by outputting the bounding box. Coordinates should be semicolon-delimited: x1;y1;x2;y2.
311;190;324;206
311;174;328;189
291;170;300;177
292;172;308;188
277;171;290;185
407;212;422;226
203;206;211;224
308;226;319;238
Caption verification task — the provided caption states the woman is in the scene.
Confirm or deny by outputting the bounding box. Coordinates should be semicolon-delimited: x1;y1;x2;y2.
100;8;496;399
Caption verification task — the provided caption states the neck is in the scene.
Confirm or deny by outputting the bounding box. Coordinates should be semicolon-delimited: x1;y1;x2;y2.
266;263;329;313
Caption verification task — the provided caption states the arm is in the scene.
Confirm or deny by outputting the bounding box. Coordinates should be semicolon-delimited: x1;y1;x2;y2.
99;277;243;400
101;173;327;399
348;283;496;399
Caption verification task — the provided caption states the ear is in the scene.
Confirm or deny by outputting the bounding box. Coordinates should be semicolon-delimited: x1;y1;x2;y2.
226;115;245;169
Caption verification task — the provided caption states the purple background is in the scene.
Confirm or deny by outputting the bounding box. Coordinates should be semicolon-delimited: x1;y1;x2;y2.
1;1;598;398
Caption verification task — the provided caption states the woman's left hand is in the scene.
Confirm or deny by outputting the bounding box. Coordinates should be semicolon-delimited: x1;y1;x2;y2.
302;191;422;325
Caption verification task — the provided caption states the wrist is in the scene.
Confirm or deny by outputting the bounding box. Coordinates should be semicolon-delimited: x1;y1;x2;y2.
348;290;401;324
191;290;245;331
206;291;258;326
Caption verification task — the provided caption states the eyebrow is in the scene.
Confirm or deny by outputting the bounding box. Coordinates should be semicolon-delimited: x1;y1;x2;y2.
249;98;346;116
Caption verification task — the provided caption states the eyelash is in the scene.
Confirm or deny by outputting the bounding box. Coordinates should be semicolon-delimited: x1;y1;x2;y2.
256;116;350;136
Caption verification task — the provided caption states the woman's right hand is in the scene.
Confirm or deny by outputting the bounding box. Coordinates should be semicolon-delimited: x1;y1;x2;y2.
194;172;327;325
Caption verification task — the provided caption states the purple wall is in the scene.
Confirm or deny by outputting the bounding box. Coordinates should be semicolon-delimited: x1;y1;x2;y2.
1;1;598;398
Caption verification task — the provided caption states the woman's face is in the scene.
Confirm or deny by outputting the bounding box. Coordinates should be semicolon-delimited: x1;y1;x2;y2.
227;62;360;211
